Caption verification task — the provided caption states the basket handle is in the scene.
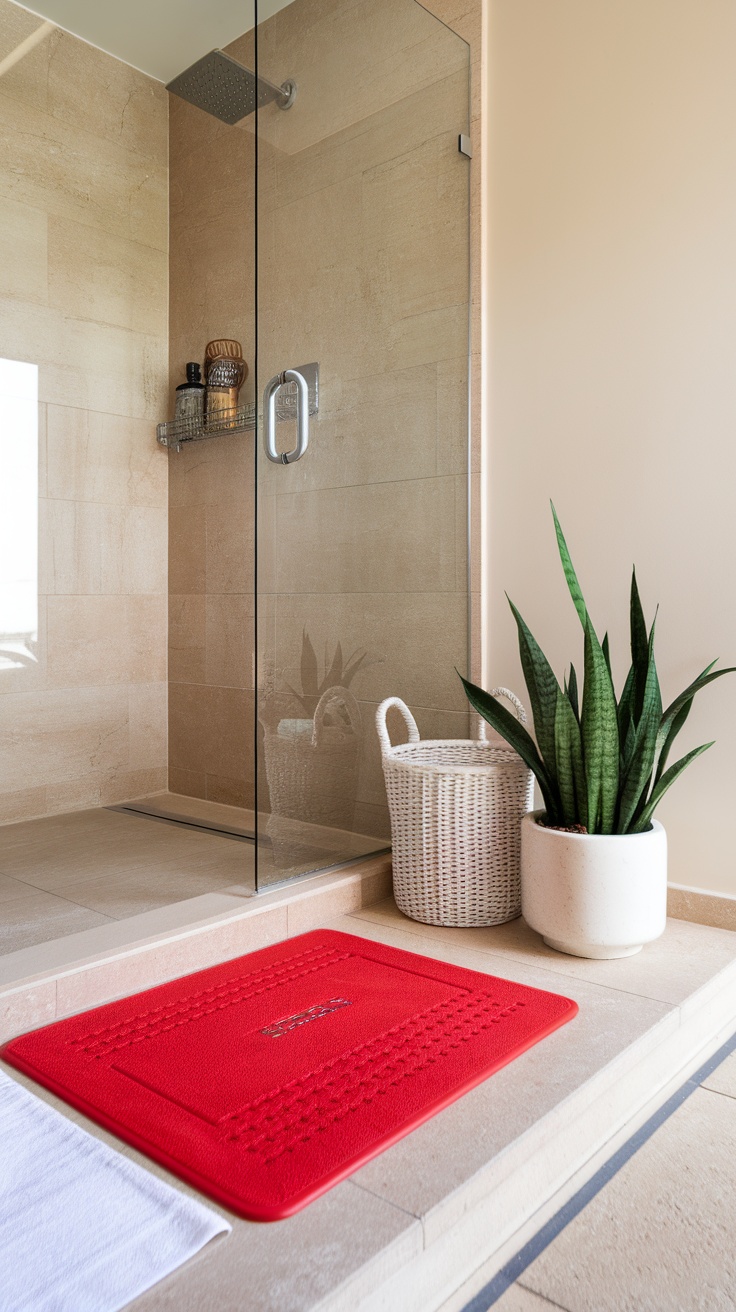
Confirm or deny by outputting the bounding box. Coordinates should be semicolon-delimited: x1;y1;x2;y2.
477;687;528;741
376;698;420;755
312;686;362;748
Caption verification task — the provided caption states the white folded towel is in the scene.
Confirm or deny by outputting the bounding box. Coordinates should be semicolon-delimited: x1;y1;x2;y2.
0;1067;230;1312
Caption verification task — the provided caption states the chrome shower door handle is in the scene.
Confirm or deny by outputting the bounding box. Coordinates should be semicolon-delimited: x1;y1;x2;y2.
263;367;310;464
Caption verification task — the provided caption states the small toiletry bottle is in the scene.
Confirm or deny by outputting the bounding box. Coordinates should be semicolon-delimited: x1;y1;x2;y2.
174;362;205;432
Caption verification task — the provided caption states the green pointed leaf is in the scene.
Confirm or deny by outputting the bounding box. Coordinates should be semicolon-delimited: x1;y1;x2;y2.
632;742;714;833
658;664;732;747
582;617;620;833
554;687;587;828
653;697;693;787
630;569;649;724
602;632;612;678
551;503;588;629
617;664;635;745
567;663;580;722
459;674;561;823
617;627;662;832
507;598;560;784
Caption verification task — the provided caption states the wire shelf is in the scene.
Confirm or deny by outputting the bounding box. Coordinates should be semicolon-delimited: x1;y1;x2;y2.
157;365;319;452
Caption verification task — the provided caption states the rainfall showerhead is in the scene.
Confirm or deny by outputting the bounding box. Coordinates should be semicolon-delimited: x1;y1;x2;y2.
166;49;296;125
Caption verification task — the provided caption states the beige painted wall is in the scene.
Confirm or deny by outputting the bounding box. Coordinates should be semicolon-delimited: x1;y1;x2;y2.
0;0;169;823
486;0;736;894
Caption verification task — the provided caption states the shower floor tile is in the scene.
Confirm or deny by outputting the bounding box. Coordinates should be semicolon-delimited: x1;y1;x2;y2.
0;806;253;956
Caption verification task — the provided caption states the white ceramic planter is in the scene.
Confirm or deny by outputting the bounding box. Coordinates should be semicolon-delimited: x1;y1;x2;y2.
520;811;668;959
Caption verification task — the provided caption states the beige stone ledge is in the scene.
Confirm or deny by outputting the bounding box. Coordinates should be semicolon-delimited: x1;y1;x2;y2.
0;854;392;1042
2;869;735;1312
668;880;736;931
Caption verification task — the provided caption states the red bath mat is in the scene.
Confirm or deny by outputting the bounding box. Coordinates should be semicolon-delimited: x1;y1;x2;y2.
1;930;577;1221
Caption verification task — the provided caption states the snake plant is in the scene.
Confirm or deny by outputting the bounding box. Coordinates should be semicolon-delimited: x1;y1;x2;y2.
460;506;735;834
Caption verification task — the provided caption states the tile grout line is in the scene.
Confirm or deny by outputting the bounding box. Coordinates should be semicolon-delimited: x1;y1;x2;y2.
459;1026;736;1311
515;1289;571;1312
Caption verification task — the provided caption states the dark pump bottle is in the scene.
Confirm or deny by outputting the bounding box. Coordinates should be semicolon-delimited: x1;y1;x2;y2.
174;362;205;427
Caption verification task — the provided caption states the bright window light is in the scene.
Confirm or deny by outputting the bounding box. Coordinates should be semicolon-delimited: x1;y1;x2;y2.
0;358;39;672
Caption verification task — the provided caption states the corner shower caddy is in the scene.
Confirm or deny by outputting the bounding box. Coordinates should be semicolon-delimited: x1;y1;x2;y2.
157;362;319;452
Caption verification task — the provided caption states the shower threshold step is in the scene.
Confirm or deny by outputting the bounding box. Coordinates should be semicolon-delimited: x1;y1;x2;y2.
4;882;735;1312
117;901;735;1312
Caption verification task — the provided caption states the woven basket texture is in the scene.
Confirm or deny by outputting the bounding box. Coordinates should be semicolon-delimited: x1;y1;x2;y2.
377;694;534;927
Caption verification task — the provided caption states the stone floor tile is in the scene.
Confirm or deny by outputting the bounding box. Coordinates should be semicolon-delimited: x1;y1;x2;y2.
701;1049;736;1100
0;888;112;956
495;1285;571;1310
519;1087;736;1312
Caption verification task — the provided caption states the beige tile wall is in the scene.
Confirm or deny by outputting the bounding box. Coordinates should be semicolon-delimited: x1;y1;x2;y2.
167;87;256;811
255;0;473;842
166;0;479;846
0;1;169;824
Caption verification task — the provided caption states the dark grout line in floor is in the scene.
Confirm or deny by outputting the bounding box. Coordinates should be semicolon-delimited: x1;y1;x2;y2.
461;1026;736;1312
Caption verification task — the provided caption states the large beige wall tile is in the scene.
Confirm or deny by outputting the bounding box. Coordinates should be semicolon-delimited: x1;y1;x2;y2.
0;687;129;794
0;195;47;303
362;132;468;322
206;594;254;690
169;0;476;838
272;477;459;595
169;503;206;595
272;67;471;208
47;217;167;336
169;594;206;684
128;683;168;772
0;786;48;826
46;595;167;687
0;3;168;822
97;766;167;806
169;683;254;783
273;591;468;712
205;499;253;595
45;29;168;161
0;298;166;418
0;1;53;113
258;363;453;497
255;0;468;155
0;88;167;251
40;500;167;595
46;407;167;508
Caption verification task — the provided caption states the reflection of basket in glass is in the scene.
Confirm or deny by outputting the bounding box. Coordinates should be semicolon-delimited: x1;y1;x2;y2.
377;693;535;928
260;686;362;832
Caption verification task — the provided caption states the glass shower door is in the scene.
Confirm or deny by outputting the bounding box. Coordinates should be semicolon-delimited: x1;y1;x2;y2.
254;0;471;888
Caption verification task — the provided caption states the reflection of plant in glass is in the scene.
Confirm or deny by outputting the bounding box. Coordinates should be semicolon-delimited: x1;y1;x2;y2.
286;630;378;717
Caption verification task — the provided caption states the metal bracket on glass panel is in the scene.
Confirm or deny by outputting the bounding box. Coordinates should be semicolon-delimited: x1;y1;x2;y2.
263;363;319;464
458;133;472;159
156;363;319;453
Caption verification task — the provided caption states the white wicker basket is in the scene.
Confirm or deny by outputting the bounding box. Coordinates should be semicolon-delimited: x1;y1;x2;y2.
376;693;535;928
